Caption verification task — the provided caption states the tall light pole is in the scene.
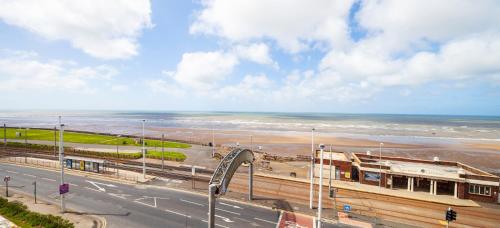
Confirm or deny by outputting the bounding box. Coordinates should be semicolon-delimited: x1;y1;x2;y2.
212;126;215;157
58;117;65;213
329;144;333;191
161;133;165;171
309;128;315;209
142;120;146;179
317;144;325;227
3;123;6;145
379;142;384;188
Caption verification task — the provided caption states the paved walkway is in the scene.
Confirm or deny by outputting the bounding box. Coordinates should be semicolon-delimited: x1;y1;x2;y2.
256;173;479;207
0;215;15;228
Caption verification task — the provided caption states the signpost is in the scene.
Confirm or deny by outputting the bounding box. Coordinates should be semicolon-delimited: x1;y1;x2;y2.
445;207;457;228
343;204;351;213
4;176;10;197
33;181;37;204
59;183;69;195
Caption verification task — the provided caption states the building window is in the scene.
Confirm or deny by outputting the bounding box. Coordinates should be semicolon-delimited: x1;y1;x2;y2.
468;184;492;196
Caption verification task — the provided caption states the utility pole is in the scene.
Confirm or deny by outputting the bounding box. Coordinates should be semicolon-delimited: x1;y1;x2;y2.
317;144;325;227
59;119;66;213
3;123;6;145
33;180;37;204
212;127;215;157
310;128;315;209
329;144;332;191
25;128;28;163
379;142;384;188
54;126;57;157
161;133;165;171
142;120;146;179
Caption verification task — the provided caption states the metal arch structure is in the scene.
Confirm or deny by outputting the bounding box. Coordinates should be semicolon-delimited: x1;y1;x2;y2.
208;148;255;228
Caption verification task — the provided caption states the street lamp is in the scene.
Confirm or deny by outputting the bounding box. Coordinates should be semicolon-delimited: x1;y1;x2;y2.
317;143;325;227
379;142;384;188
309;128;315;209
142;120;146;179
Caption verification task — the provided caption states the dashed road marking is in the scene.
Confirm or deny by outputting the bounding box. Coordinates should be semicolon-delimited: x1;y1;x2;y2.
180;199;204;206
69;183;78;187
41;177;56;182
215;215;234;223
84;187;101;192
216;208;240;215
108;193;130;199
165;209;191;218
6;170;18;174
219;202;242;209
254;217;277;224
23;173;36;178
201;220;229;228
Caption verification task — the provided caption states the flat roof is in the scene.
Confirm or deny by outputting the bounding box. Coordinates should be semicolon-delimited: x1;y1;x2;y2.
369;159;472;179
316;151;349;162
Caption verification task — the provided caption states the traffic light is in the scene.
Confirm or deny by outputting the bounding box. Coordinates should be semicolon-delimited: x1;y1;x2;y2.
329;189;334;198
445;208;457;222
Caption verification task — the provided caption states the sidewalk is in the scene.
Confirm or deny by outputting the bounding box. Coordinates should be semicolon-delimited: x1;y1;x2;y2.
256;172;479;207
1;157;156;184
4;190;105;228
0;215;15;228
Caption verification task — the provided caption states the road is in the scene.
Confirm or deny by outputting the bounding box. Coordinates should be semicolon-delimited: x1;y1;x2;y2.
0;163;281;228
0;163;347;228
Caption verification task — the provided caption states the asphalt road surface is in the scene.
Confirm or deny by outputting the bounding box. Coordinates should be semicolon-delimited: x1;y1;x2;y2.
0;163;345;228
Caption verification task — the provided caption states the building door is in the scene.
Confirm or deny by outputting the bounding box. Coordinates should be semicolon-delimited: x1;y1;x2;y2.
335;168;340;180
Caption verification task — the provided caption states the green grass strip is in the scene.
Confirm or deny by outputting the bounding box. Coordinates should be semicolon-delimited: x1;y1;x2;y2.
0;197;74;228
0;128;190;148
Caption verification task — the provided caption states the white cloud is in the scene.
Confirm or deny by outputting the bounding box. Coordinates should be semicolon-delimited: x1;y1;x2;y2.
0;0;152;59
190;0;354;53
0;50;118;92
233;43;277;67
172;51;239;89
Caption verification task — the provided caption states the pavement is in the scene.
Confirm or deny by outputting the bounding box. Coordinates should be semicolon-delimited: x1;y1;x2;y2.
0;215;15;228
0;163;346;228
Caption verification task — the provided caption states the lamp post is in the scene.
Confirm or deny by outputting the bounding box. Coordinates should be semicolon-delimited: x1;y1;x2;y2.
317;144;325;227
329;144;332;191
59;118;66;213
310;128;315;209
379;142;384;188
142;120;146;179
161;133;165;171
212;126;215;157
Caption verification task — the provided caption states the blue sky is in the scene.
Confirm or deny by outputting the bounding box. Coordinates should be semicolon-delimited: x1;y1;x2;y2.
0;0;499;115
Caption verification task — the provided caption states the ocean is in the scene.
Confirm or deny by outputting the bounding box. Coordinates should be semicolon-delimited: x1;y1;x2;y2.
0;111;499;145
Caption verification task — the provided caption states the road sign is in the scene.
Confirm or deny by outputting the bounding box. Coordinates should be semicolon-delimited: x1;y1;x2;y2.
343;204;351;212
59;183;69;194
4;176;10;182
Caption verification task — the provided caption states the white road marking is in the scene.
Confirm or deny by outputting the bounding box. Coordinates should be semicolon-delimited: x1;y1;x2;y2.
165;209;191;218
219;202;242;209
201;220;229;228
69;183;78;187
216;208;240;215
134;200;156;208
6;170;18;174
234;217;253;223
254;217;277;224
215;215;234;223
23;174;36;178
42;177;56;182
108;193;130;199
84;187;101;192
85;180;116;192
180;199;204;206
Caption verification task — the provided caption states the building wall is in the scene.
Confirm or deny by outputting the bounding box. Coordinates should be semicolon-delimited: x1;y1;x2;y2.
463;183;499;203
314;159;352;181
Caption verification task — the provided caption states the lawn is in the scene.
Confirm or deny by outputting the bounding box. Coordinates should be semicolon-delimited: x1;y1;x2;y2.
0;128;190;149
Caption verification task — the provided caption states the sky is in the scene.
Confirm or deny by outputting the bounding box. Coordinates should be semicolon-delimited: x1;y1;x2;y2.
0;0;499;115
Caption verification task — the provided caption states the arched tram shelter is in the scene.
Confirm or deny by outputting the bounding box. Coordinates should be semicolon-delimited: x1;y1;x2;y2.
207;148;255;228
